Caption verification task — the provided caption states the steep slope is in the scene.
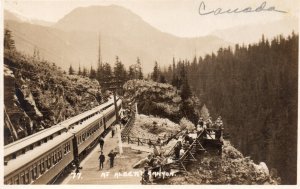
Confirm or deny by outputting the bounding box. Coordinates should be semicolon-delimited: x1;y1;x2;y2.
4;6;230;73
4;49;102;145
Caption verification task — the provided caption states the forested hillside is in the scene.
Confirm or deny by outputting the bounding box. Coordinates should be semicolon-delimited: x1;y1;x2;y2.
161;33;298;184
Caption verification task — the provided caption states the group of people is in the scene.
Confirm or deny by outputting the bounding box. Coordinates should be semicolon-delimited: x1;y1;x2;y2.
195;116;224;140
196;116;224;130
159;115;224;161
98;135;118;170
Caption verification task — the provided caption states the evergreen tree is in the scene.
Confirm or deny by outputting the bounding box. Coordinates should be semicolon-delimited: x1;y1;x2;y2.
82;67;87;77
128;66;135;80
68;65;75;75
159;75;166;83
114;56;127;88
180;78;192;101
78;65;82;75
101;63;113;90
152;61;159;82
137;57;144;79
89;66;97;79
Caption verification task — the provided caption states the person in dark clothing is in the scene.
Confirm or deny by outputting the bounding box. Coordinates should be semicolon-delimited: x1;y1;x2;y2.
99;151;105;170
148;156;155;167
184;135;190;143
111;125;115;138
174;144;181;159
188;137;194;145
98;136;104;151
74;156;82;174
141;166;150;184
108;150;116;168
198;117;204;129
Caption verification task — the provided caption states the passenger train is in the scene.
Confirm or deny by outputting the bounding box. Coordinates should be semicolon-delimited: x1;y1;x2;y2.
4;97;122;184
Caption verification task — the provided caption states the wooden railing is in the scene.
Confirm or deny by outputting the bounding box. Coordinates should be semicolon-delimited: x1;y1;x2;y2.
123;135;157;146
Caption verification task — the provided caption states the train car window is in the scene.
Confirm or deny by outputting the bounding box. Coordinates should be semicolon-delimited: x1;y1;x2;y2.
14;176;19;184
44;159;47;171
25;171;29;184
39;162;42;174
50;135;53;140
37;141;41;146
40;160;45;173
52;153;55;164
33;165;37;180
68;142;71;152
30;145;33;150
12;153;16;159
58;151;62;160
54;152;58;164
47;156;51;169
37;161;41;172
31;169;34;181
21;149;25;154
64;144;67;154
44;138;47;143
20;172;25;184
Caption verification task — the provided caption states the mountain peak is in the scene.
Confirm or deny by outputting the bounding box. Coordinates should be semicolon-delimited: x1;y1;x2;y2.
54;5;144;33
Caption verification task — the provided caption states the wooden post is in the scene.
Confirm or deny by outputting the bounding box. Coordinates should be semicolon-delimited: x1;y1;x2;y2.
138;137;140;146
128;136;130;144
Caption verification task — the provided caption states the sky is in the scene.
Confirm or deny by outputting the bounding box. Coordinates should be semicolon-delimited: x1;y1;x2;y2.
3;0;300;37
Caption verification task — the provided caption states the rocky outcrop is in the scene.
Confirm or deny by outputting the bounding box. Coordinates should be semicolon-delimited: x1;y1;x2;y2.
123;80;201;123
4;50;102;145
158;141;280;185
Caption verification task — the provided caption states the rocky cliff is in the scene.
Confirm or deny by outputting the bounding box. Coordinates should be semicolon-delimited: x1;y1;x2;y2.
4;50;102;145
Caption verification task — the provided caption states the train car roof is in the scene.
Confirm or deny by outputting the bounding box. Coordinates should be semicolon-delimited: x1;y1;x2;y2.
68;98;120;134
4;98;119;157
61;98;115;126
4;132;74;177
69;112;106;134
4;125;66;157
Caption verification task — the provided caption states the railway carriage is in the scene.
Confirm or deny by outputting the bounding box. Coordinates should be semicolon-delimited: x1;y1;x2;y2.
4;97;123;185
4;125;68;164
4;132;74;184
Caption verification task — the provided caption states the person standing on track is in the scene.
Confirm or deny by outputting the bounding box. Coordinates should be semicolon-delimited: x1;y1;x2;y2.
99;151;105;170
98;136;104;151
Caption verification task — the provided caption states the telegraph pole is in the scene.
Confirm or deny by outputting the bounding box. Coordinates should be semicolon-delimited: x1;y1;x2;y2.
113;90;120;124
103;76;122;124
103;76;124;154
